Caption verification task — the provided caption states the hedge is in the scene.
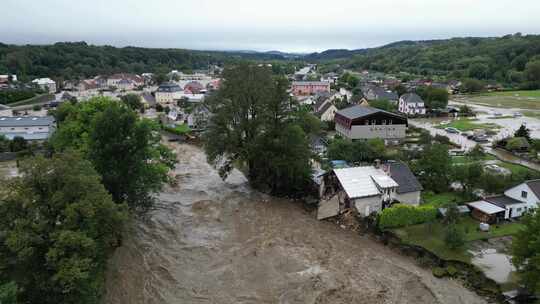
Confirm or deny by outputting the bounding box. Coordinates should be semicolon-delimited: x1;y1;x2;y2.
379;204;437;229
163;124;191;135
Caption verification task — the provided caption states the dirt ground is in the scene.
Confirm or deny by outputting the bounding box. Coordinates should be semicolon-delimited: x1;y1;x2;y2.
104;143;486;304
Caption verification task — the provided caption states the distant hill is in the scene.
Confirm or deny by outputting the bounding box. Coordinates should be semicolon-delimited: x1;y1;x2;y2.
0;42;293;80
305;34;540;84
2;34;540;86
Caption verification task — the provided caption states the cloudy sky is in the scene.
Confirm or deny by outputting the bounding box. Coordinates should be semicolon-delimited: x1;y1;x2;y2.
2;0;540;52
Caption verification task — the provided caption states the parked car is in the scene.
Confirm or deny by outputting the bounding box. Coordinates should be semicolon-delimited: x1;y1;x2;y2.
462;131;474;138
493;112;503;117
514;112;523;117
445;127;460;134
473;135;490;143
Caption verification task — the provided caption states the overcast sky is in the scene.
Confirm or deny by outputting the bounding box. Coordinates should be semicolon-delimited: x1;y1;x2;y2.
2;0;540;52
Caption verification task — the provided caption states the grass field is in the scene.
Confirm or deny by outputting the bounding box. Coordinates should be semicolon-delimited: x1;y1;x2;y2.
422;191;468;208
459;90;540;110
436;118;500;131
392;217;524;263
164;124;191;135
451;155;537;176
7;94;55;107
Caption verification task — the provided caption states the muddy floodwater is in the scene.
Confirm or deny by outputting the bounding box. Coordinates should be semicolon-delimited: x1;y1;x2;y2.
104;143;485;304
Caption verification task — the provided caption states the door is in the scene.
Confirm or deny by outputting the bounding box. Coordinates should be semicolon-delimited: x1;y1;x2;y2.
509;208;513;219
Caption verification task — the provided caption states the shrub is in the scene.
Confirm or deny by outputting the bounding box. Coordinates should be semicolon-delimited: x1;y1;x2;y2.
32;104;42;111
163;124;191;135
446;265;458;277
378;204;437;229
445;225;465;249
432;267;447;278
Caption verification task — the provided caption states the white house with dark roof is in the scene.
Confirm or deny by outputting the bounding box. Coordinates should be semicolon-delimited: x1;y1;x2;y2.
0;116;56;141
398;93;426;115
334;105;407;140
467;179;540;223
155;82;183;104
32;78;56;93
317;161;422;219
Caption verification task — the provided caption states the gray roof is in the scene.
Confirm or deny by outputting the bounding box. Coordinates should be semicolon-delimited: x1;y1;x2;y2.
336;105;404;120
157;82;182;92
314;95;330;111
316;102;334;117
484;195;524;207
400;93;424;104
369;87;398;101
387;161;423;194
0;116;55;127
141;93;156;106
525;179;540;199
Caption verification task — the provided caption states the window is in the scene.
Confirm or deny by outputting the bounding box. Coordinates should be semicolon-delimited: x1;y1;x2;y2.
522;191;528;198
517;208;522;212
371;120;376;125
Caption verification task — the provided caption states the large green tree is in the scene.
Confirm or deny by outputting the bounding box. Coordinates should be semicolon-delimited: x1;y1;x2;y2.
513;211;540;294
51;97;176;210
204;64;312;196
0;153;128;304
326;138;386;164
414;143;452;192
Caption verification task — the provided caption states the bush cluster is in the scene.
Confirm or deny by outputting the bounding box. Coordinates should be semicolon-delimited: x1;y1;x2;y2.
379;204;437;229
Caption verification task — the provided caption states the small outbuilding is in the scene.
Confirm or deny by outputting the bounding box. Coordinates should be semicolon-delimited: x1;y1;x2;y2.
467;200;506;223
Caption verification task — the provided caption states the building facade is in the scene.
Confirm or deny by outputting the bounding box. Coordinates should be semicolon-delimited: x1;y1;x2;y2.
291;81;331;96
0;116;56;141
334;105;407;140
155;82;183;104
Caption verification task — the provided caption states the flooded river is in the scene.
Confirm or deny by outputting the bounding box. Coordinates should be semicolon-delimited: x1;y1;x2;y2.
104;143;485;304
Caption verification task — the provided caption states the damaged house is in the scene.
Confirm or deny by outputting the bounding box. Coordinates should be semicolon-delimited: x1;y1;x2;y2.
317;161;423;220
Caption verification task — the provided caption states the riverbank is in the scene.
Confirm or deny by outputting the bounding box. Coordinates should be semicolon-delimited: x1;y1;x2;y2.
103;143;486;304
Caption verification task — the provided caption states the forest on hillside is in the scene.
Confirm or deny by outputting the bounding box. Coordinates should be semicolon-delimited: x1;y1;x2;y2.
2;34;540;88
0;42;294;81
314;34;540;87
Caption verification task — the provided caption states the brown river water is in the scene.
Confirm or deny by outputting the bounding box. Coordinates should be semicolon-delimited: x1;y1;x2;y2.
103;143;485;304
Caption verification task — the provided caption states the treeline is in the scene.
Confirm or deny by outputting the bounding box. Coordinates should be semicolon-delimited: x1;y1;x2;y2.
315;34;540;87
0;41;297;82
0;97;176;303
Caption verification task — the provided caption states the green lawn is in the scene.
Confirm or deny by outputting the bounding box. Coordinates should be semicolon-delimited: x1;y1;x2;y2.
487;115;514;119
451;155;496;165
523;111;540;119
451;155;537;176
498;162;537;176
422;191;467;208
459;90;540;110
8;94;55;107
164;124;191;135
392;217;524;263
436;118;500;132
